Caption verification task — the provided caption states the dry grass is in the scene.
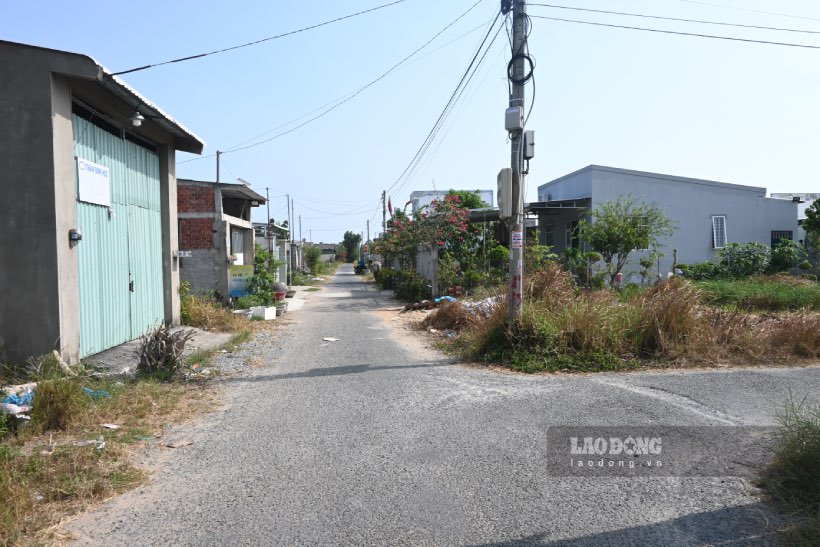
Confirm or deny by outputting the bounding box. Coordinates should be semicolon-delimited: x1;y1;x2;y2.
421;302;475;331
0;378;215;545
181;294;246;333
764;312;820;359
631;278;705;357
444;270;820;372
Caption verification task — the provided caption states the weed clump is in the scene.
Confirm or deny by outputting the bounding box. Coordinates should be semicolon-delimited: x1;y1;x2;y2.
30;378;89;432
136;325;194;380
759;399;820;545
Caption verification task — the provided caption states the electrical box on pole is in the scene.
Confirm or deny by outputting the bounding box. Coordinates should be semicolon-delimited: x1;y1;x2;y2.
497;168;512;219
505;107;524;132
523;130;535;160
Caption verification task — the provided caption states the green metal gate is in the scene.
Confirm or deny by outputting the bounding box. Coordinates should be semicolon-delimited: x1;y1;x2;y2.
73;113;164;358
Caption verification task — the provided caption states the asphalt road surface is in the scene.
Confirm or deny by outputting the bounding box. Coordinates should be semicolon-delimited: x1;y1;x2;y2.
68;264;820;545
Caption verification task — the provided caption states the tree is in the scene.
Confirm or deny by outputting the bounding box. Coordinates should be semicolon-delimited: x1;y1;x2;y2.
579;196;673;286
447;189;487;210
304;244;322;274
342;231;362;263
804;199;820;251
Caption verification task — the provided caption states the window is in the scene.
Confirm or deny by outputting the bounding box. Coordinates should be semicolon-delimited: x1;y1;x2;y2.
566;219;580;249
634;215;649;251
771;231;793;246
711;216;727;249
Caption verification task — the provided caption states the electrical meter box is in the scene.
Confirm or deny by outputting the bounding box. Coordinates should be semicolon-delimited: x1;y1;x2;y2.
524;130;535;160
505;107;523;132
497;168;512;219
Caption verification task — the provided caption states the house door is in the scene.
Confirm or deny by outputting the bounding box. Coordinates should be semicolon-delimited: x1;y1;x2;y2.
74;110;164;358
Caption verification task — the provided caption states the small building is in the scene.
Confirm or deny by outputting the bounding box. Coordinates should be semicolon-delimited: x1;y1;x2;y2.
770;193;819;246
178;180;266;301
0;40;204;364
409;189;494;213
536;165;799;277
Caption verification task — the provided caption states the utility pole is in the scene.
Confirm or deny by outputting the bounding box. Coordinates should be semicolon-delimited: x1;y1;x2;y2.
366;219;370;244
266;187;272;254
508;0;528;321
286;193;291;285
216;150;222;183
382;190;387;236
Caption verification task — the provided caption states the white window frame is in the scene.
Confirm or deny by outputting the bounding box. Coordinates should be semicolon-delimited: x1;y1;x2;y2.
712;215;727;249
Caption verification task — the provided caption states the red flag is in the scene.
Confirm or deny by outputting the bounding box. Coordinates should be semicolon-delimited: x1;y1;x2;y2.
388;197;393;215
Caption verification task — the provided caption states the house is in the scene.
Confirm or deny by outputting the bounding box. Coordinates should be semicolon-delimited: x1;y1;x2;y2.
409;189;494;213
536;165;799;277
0;40;204;364
770;193;819;246
178;179;266;301
254;222;289;283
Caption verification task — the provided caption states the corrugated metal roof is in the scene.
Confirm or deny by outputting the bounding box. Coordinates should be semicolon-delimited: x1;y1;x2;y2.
95;65;205;154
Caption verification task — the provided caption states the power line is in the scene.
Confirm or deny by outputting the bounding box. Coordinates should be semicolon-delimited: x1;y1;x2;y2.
180;0;487;164
529;15;820;50
675;0;820;23
385;10;505;201
530;3;820;35
113;0;408;75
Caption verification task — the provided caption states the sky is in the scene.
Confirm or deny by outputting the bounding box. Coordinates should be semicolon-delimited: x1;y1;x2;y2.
3;0;819;244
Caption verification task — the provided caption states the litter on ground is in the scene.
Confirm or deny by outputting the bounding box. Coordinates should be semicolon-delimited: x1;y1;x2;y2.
322;337;339;342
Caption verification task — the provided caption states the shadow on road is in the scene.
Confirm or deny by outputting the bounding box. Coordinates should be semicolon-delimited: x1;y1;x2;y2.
473;503;781;546
220;361;453;384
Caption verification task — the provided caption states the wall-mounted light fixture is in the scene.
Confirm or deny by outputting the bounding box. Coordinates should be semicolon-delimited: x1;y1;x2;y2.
130;111;144;127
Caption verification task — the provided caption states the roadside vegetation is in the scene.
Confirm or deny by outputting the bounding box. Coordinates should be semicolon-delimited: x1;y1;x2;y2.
374;192;820;372
759;399;820;545
0;337;216;544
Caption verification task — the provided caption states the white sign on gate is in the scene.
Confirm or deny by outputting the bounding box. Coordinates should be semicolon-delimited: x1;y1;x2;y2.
77;157;111;207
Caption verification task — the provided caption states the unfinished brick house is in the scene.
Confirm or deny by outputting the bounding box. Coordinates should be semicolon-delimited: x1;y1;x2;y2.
177;179;266;301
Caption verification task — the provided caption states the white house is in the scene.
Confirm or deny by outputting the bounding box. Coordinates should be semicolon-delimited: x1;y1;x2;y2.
536;165;799;277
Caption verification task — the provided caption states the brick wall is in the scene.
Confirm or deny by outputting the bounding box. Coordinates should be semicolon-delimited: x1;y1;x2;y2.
178;185;214;213
180;218;214;249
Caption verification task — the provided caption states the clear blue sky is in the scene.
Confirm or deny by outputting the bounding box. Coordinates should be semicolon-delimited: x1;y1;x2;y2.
3;0;819;244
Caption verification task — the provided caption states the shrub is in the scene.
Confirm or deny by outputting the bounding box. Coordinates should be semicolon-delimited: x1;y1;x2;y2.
682;261;724;281
717;242;770;278
394;270;430;302
235;295;264;310
136;325;194;380
30;378;89;432
769;239;806;273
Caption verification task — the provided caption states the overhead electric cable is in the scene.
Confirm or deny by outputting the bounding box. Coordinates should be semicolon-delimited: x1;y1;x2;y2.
179;0;487;165
675;0;820;23
531;3;820;35
113;0;408;75
529;15;820;50
385;10;504;200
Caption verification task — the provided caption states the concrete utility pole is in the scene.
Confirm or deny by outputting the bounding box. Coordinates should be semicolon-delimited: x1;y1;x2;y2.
508;0;528;321
286;193;292;285
266;187;272;254
367;219;370;244
216;150;222;183
382;190;387;235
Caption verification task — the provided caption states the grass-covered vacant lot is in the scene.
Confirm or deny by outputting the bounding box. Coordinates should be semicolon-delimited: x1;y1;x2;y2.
425;268;820;373
697;276;820;312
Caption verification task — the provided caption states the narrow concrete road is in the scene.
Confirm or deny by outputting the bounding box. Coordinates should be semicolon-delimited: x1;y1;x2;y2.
68;265;820;545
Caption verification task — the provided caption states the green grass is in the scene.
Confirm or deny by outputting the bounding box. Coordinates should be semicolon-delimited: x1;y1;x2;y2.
696;278;820;311
758;398;820;545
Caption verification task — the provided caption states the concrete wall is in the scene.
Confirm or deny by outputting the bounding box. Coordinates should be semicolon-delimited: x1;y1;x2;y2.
0;44;98;363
